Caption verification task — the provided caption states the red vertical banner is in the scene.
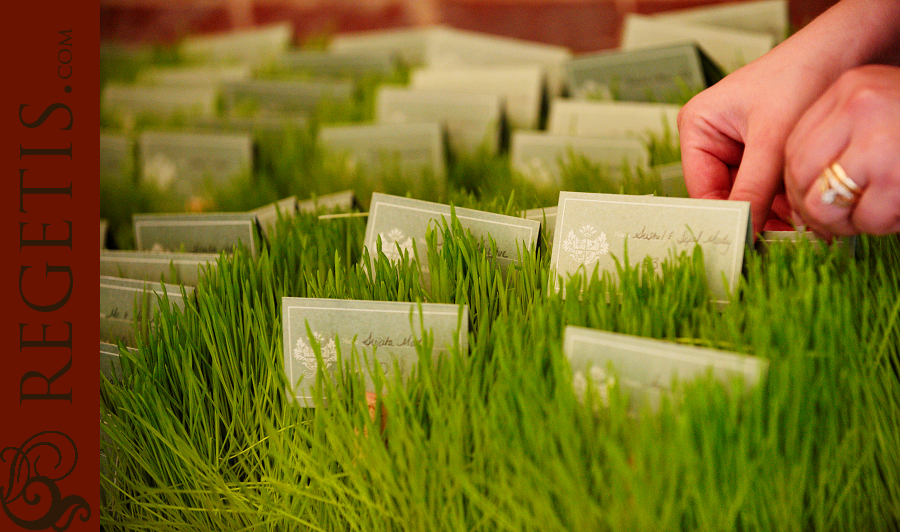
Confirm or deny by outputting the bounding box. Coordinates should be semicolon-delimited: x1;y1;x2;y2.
1;1;99;531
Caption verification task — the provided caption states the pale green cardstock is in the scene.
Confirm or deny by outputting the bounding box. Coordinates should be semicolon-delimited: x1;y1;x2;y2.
100;276;188;347
101;83;218;118
563;325;768;412
651;0;789;43
100;342;137;384
251;196;298;239
221;79;354;116
297;190;357;214
180;21;292;65
364;192;542;277
549;192;751;305
133;212;262;257
280;49;398;78
546;99;681;142
282;297;468;404
100;249;219;286
375;86;503;156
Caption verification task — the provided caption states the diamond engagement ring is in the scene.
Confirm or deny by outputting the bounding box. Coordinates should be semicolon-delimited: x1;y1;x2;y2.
819;162;862;207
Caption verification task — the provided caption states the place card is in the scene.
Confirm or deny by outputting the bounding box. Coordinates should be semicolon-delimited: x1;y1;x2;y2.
181;21;293;65
328;25;439;67
101;83;218;118
317;122;447;193
522;205;558;242
282;297;468;403
137;64;252;86
651;0;789;43
375;86;503;156
510;132;649;188
423;26;572;97
137;130;254;196
549;191;751;304
280;49;399;78
100;219;108;250
410;65;544;130
100;276;188;347
133;212;262;257
251;196;298;239
100;133;134;181
297;189;357;214
652;161;689;198
563;326;768;412
364;192;541;278
620;13;775;73
100;249;219;286
755;231;856;256
100;342;137;384
221;79;355;116
564;42;723;103
547;99;681;142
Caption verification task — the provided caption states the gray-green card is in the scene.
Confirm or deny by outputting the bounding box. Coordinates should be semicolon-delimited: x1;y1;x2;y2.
100;249;219;286
549;192;751;304
563;325;768;412
133;212;262;257
282;298;468;403
364;192;542;277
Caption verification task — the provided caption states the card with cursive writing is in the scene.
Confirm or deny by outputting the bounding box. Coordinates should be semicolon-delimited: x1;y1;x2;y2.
510;131;649;188
365;192;542;279
282;297;468;403
133;212;263;257
564;42;722;103
375;86;503;156
546;99;681;143
410;64;544;130
100;276;188;347
549;191;751;304
100;249;219;286
563;325;768;412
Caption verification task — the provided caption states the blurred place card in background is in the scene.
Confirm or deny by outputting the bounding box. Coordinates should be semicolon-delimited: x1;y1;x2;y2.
100;249;219;286
522;206;558;243
181;20;293;65
133;212;262;257
100;133;134;181
221;79;354;117
318;122;447;196
547;99;681;142
364;192;541;278
138;130;254;198
100;342;137;384
298;189;357;214
564;42;723;103
328;25;438;67
423;26;571;97
651;0;789;43
282;297;468;403
280;49;399;78
251;196;298;239
563;326;768;412
755;230;856;256
137;64;252;86
100;276;188;347
189;114;309;135
549;191;751;304
653;161;689;198
620;13;775;74
101;219;108;250
510;132;649;188
101;83;218;118
410;65;544;130
376;86;503;156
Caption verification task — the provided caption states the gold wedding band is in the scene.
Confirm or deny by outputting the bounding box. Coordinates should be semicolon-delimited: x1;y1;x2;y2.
819;162;861;207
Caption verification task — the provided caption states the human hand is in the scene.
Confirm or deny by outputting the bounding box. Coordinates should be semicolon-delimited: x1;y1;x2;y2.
784;65;900;237
677;53;835;237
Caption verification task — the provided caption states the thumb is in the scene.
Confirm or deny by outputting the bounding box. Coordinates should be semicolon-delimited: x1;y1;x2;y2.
728;139;785;238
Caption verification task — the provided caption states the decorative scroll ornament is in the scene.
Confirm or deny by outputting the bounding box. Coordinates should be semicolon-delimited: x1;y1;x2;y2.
293;332;338;372
562;224;609;265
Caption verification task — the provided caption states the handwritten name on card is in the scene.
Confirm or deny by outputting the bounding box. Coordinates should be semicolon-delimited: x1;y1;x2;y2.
563;326;768;412
282;298;468;403
364;193;541;276
549;192;751;304
133;212;262;257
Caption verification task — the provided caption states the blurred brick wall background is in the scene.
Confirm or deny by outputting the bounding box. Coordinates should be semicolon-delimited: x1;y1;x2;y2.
100;0;839;53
